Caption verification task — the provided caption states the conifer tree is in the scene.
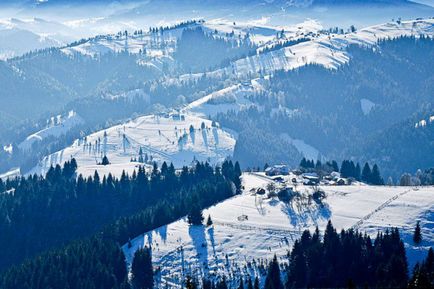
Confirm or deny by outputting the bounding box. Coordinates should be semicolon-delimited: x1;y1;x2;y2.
246;278;254;289
264;255;283;289
254;277;260;289
131;246;153;289
413;221;422;244
101;155;110;165
331;160;339;172
371;164;384;185
362;162;372;183
206;215;213;227
188;205;204;225
238;279;244;289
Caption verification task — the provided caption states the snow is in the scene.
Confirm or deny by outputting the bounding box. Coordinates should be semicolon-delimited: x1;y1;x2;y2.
3;144;13;154
415;115;434;128
360;98;376;115
280;133;321;161
184;80;261;117
60;22;195;58
30;113;235;177
0;168;20;180
19;111;84;151
0;18;66;59
178;18;434;81
104;88;151;102
123;173;434;286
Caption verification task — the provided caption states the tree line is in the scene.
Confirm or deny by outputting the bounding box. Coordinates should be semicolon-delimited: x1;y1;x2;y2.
182;222;433;289
0;158;242;272
299;157;384;185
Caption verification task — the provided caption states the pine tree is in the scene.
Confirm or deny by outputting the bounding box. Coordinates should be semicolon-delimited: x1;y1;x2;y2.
254;277;260;289
246;278;254;289
188;205;204;225
206;215;213;227
361;163;372;183
300;158;307;169
371;164;384;185
202;279;213;289
413;221;422;244
331;160;339;172
238;279;245;289
101;155;110;166
264;255;283;289
131;246;153;289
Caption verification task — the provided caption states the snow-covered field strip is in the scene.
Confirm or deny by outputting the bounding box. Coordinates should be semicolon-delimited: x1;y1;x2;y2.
123;173;434;286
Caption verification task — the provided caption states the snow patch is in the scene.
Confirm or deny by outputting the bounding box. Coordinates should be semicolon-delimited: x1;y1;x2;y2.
360;98;376;115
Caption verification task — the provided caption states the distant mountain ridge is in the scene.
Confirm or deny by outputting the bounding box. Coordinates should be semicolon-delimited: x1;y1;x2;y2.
0;0;422;7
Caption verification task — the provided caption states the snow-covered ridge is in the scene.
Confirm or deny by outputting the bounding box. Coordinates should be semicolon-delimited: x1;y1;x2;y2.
30;113;235;177
184;78;266;117
179;18;434;81
58;18;321;60
19;110;84;151
123;173;434;287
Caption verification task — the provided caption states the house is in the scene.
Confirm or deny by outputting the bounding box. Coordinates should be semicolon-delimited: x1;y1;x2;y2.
302;172;320;185
237;214;248;221
265;165;289;176
272;176;285;183
255;188;266;195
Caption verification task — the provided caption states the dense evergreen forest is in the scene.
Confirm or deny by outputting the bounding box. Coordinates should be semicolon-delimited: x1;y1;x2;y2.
174;27;256;72
0;158;242;271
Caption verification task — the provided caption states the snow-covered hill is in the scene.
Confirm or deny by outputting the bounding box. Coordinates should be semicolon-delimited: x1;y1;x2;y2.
0;27;62;60
30;113;235;177
184;77;267;117
19;110;84;151
196;18;434;79
123;172;434;287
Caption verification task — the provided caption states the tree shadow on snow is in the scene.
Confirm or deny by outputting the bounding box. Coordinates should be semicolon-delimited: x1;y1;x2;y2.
156;225;168;243
188;224;208;273
212;127;219;146
202;129;208;148
207;227;217;258
190;130;195;145
282;200;332;229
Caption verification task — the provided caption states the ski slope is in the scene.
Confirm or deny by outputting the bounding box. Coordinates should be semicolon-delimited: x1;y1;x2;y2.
30;113;235;177
123;173;434;287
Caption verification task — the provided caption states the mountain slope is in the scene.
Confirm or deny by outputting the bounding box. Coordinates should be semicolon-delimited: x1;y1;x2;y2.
30;113;236;177
123;172;434;286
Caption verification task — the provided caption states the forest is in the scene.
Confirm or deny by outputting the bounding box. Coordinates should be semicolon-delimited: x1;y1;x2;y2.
0;158;242;271
216;36;434;177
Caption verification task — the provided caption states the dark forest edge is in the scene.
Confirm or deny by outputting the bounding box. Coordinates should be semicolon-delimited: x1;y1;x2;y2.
0;158;242;272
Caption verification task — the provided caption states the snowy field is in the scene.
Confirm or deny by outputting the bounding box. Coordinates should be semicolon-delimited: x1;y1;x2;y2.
123;173;434;287
30;113;235;177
